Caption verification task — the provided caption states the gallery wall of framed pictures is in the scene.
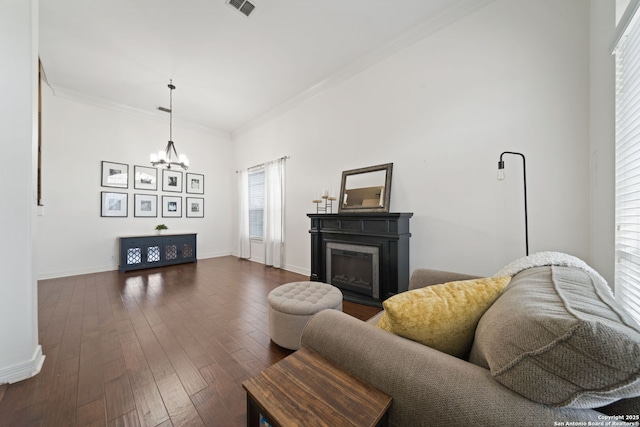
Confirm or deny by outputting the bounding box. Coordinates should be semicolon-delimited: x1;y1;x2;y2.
100;160;205;219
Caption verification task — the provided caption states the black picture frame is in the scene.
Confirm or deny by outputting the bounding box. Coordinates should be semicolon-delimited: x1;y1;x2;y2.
186;173;204;194
101;161;128;188
162;195;182;217
186;197;204;218
134;194;158;217
101;191;128;217
134;165;158;191
162;169;183;193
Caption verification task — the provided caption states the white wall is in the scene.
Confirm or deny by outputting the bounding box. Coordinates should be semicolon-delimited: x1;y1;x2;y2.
37;88;234;279
233;0;594;277
0;0;45;383
589;0;616;285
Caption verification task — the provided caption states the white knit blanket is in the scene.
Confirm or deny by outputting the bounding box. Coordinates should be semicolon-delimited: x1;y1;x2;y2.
494;251;609;290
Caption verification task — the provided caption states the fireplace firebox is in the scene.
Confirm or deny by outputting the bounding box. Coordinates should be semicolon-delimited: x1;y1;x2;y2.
308;213;412;307
326;242;379;300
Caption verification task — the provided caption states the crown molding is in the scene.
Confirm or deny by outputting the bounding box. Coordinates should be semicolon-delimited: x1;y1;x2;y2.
50;86;232;140
232;0;497;139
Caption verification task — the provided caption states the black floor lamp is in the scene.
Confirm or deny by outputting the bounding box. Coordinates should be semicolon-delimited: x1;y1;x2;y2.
497;151;529;256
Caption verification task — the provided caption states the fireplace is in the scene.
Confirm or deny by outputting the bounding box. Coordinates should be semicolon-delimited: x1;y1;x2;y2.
326;242;379;299
308;212;412;306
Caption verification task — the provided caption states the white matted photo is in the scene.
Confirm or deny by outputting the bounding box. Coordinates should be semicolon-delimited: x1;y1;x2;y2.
162;195;182;217
101;161;128;188
134;165;158;191
134;194;157;217
186;197;204;218
186;173;204;194
101;192;128;217
162;169;183;193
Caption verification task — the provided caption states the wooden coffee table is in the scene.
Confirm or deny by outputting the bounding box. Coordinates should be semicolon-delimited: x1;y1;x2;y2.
242;347;392;427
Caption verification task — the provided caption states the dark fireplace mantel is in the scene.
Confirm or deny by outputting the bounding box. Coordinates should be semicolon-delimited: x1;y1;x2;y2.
308;212;412;307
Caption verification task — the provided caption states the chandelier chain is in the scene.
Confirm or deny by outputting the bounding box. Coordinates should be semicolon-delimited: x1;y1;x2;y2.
149;79;189;170
169;79;173;142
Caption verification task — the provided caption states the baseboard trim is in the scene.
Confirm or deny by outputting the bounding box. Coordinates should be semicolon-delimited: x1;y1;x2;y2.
284;263;310;277
0;345;45;384
37;264;116;280
37;252;234;280
228;254;310;277
36;254;300;280
197;251;233;260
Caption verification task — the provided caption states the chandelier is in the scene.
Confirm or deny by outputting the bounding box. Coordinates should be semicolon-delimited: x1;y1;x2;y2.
150;80;189;170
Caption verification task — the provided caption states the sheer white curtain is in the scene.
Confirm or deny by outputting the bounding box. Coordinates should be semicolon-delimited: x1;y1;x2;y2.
264;158;286;268
237;169;251;259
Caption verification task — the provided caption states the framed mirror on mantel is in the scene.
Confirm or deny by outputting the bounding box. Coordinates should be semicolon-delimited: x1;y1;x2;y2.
338;163;393;213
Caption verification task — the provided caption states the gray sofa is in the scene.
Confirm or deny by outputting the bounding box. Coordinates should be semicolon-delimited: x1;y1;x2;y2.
301;267;640;427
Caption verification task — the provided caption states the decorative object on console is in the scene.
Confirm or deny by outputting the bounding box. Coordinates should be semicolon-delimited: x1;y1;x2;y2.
185;172;204;194
133;165;157;190
186;197;204;218
339;163;392;213
150;80;189;170
162;169;183;193
312;188;336;213
101;191;128;217
497;151;528;255
101;161;128;188
162;195;182;218
155;224;168;232
134;194;157;217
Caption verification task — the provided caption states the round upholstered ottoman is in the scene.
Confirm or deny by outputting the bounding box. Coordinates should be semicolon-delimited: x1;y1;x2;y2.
268;281;343;350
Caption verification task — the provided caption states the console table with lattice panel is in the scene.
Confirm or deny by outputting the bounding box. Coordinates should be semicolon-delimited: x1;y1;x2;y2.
119;233;197;272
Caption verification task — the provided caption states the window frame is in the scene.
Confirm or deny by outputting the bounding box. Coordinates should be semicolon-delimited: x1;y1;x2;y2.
614;0;640;324
248;168;265;240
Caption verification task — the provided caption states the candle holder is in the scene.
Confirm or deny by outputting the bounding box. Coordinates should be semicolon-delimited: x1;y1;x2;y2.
313;195;336;214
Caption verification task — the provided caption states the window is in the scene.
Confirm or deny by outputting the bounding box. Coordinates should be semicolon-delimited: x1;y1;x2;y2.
248;169;265;239
615;1;640;324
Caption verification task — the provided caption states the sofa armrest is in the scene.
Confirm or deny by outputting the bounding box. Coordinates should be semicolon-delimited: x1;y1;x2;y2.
302;310;604;427
409;268;481;290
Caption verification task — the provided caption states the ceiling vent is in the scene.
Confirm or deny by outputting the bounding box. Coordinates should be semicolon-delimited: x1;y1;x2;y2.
227;0;256;17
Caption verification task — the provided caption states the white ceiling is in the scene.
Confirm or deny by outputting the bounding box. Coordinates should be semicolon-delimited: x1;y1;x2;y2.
39;0;489;135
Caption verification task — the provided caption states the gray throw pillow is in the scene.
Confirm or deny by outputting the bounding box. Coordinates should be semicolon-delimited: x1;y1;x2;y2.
469;266;640;408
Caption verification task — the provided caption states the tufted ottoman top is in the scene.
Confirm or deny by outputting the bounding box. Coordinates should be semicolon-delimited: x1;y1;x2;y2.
268;281;343;315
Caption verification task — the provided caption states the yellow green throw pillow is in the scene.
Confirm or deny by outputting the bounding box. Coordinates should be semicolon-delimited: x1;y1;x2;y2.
376;276;511;358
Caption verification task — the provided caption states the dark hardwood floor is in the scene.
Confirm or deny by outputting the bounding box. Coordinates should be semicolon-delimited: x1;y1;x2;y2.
0;256;381;426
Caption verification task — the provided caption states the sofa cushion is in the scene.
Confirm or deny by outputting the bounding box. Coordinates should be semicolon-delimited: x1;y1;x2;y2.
376;276;510;358
469;266;640;408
